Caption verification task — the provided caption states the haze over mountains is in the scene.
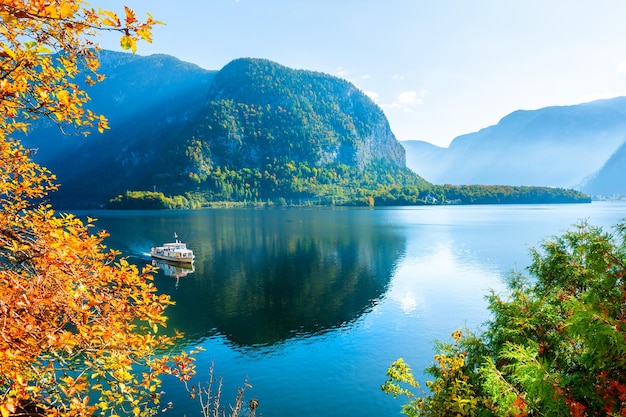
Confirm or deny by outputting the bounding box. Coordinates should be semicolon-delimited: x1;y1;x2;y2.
20;51;217;206
402;97;626;197
18;50;625;207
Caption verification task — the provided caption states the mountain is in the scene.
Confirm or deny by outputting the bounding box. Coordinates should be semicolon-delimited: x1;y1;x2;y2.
579;141;626;197
401;140;446;183
158;57;406;178
403;97;626;191
20;50;216;207
145;57;420;206
20;52;420;208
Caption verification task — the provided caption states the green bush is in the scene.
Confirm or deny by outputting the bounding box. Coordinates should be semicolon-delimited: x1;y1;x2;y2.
384;220;626;416
107;191;191;209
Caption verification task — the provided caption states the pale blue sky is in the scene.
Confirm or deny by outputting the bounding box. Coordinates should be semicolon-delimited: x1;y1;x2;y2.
98;0;626;147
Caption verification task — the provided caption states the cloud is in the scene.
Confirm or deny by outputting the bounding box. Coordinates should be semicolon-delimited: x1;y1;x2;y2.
364;91;379;101
396;91;420;105
392;74;405;80
335;67;349;78
383;90;426;112
618;60;626;76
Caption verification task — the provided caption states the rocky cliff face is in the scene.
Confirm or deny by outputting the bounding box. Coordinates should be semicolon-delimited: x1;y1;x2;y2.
356;117;406;169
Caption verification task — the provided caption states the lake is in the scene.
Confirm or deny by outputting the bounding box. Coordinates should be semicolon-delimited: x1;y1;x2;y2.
83;202;626;416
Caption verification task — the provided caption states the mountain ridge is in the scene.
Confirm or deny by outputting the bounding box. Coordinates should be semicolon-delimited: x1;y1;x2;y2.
21;52;427;208
402;96;626;195
578;140;626;196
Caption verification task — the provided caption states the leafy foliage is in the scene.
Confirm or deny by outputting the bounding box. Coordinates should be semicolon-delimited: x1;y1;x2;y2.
384;220;626;416
383;331;491;417
108;190;196;209
0;2;203;416
0;0;159;137
441;184;590;204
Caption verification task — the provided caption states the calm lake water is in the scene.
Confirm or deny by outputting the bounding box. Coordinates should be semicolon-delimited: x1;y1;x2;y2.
81;202;626;417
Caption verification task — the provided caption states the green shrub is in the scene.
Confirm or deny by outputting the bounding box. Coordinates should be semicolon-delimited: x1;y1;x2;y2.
384;220;626;416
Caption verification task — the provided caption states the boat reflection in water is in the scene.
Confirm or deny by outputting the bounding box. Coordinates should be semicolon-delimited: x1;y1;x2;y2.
151;259;195;288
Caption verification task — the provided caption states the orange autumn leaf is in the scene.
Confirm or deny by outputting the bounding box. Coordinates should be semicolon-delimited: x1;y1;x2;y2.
125;5;138;25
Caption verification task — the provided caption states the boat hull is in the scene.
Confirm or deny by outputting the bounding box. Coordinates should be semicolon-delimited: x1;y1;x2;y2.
150;253;195;264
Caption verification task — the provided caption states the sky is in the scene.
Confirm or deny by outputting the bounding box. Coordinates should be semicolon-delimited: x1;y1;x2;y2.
98;0;626;148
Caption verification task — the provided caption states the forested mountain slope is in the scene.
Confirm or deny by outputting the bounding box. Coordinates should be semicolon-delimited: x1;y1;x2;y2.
142;57;420;205
20;50;216;207
183;57;406;170
21;52;423;208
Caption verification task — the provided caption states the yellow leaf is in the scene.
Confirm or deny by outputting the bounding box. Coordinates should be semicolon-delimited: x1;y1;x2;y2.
56;89;69;105
102;18;119;27
120;35;137;53
44;5;59;19
101;9;120;26
137;29;153;43
2;47;16;60
59;3;74;19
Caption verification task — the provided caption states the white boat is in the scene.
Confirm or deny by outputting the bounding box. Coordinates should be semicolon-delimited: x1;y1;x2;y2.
150;233;195;264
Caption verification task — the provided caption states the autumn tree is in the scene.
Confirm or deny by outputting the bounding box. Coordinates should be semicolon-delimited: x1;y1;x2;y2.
383;221;626;416
0;1;197;416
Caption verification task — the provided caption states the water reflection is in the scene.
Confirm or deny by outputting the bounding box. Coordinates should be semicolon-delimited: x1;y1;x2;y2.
75;204;626;417
151;260;195;288
95;208;406;347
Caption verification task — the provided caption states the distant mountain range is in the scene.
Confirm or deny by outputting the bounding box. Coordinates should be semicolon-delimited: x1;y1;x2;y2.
402;97;626;197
